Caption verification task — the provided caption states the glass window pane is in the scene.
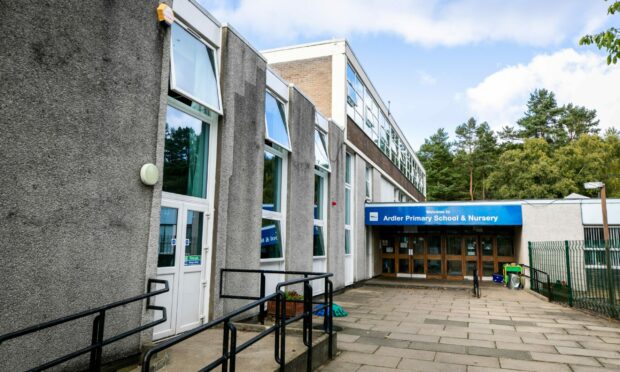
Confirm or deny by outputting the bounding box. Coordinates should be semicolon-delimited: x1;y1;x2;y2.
345;188;351;225
265;92;290;149
381;238;394;254
185;210;203;266
466;238;477;256
262;151;281;212
428;236;441;255
413;259;424;274
345;153;352;184
413;237;425;255
314;174;324;220
398;236;409;254
163;105;209;198
398;259;409;273
427;260;441;275
344;229;351;254
171;23;220;110
313;225;325;256
497;236;513;257
483;261;495;276
365;167;372;198
447;260;462;276
481;237;493;256
261;219;282;259
158;207;178;267
447;237;462;255
382;258;395;274
315;130;330;170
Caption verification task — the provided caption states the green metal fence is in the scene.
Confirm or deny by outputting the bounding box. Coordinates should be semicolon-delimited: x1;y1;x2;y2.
529;240;620;318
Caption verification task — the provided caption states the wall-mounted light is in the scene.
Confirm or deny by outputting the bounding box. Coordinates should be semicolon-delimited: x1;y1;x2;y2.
157;3;174;26
140;163;159;186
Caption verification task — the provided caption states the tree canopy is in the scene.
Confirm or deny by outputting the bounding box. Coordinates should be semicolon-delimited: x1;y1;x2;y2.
580;0;620;65
417;89;619;201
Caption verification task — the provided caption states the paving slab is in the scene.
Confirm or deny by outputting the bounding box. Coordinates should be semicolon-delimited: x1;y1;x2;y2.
317;284;620;371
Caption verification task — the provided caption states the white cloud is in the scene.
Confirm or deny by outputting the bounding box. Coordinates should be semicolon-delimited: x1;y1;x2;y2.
203;0;606;47
465;49;620;131
417;71;437;86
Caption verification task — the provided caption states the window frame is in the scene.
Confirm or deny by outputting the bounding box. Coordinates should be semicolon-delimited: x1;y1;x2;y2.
365;166;372;201
313;169;328;258
314;128;331;172
344;152;354;256
169;20;223;115
261;145;288;262
265;90;292;152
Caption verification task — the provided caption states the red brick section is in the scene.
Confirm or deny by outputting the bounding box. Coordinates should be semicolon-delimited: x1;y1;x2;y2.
269;56;333;118
347;117;426;201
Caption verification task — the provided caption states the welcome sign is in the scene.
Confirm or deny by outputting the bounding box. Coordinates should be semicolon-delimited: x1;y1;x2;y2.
365;204;522;226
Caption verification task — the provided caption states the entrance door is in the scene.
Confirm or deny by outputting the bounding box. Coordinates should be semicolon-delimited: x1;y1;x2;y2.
396;235;426;278
480;235;495;279
154;199;210;340
464;236;479;280
396;236;411;278
445;236;464;280
426;235;442;279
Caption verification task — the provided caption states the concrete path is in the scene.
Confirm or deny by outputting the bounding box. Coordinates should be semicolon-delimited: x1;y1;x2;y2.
318;285;620;371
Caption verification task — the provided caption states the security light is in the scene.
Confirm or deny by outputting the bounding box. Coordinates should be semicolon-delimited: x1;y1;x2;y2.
584;181;605;189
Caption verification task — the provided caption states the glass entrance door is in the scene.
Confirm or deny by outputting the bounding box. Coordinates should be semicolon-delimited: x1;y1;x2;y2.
426;236;442;279
465;236;480;280
445;236;464;280
154;199;209;340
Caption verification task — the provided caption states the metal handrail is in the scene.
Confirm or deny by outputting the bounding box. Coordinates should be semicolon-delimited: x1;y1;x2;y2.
0;279;169;372
520;264;553;301
145;269;334;372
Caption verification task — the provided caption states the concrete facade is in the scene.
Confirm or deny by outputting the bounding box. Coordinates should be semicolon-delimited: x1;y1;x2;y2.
285;86;316;274
210;26;267;317
327;120;347;290
0;0;168;370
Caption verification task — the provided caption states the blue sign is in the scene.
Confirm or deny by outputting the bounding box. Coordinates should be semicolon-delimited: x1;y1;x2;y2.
365;204;522;226
261;224;279;247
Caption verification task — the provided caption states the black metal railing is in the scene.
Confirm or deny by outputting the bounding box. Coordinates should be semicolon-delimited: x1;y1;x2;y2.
143;269;334;372
472;268;480;298
0;279;169;372
521;264;553;302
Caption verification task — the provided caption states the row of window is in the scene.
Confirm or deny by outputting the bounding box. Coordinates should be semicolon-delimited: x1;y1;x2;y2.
346;63;426;196
261;90;333;260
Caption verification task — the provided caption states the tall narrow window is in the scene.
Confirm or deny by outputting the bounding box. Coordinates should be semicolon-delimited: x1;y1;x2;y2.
365;166;372;200
170;22;220;112
163;104;209;198
314;129;330;172
261;146;286;259
345;153;353;255
313;171;327;257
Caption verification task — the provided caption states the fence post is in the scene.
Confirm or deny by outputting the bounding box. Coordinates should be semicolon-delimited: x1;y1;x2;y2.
564;241;573;307
259;273;266;325
528;242;534;291
604;239;617;317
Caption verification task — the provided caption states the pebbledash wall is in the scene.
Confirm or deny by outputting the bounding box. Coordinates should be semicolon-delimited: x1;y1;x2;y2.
0;0;426;369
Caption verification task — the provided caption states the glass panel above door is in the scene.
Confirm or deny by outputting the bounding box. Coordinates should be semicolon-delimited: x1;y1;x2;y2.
428;236;441;255
466;238;477;256
171;23;220;111
163;105;209;198
158;207;178;267
184;210;204;266
481;237;493;256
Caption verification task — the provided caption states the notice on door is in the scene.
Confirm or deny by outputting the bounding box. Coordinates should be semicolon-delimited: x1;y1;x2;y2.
185;255;201;266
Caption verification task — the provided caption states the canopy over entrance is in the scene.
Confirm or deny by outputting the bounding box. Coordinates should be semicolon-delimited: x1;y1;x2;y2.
365;202;523;226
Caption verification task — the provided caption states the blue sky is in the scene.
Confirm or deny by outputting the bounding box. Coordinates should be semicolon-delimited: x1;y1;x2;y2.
203;0;619;149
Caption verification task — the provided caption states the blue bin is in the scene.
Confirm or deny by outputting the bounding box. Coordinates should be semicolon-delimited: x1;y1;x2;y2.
492;273;503;283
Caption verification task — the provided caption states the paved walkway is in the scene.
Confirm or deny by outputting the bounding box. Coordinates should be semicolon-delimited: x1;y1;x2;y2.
318;285;620;371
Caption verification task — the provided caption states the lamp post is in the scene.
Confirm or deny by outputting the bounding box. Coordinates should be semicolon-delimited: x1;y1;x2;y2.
584;181;614;313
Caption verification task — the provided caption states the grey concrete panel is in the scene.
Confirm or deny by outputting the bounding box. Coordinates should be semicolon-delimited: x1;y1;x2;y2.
327;121;346;290
285;87;315;275
354;156;368;281
210;27;267;317
0;1;167;369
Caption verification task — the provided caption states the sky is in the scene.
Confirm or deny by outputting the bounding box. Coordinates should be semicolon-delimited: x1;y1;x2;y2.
201;0;619;149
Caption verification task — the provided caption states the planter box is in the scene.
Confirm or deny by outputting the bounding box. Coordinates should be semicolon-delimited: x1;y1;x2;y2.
267;300;305;318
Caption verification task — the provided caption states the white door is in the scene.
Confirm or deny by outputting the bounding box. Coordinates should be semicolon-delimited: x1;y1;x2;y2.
153;199;210;340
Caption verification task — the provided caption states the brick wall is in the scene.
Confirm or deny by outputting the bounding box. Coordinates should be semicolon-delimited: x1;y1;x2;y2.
269;56;333;117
